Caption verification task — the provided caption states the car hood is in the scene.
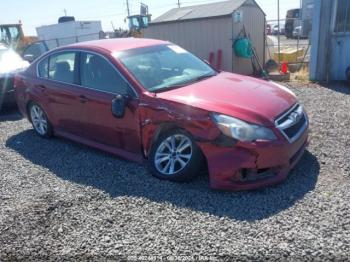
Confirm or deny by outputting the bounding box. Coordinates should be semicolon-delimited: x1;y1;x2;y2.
155;72;297;126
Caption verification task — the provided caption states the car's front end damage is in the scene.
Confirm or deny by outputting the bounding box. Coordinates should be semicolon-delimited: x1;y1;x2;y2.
198;103;309;190
198;123;308;191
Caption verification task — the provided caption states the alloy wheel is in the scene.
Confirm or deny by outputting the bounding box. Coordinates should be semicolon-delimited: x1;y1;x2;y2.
30;105;48;136
154;134;193;175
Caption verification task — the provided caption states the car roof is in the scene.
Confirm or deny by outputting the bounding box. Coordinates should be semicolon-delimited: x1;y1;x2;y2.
68;38;169;53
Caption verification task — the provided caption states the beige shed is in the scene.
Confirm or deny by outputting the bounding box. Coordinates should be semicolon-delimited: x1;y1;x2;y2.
144;0;266;75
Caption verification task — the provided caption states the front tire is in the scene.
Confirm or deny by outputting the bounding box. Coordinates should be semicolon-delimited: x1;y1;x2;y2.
148;129;203;182
29;102;53;138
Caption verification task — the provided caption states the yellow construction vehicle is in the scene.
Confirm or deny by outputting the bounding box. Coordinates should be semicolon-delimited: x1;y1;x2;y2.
0;23;37;52
127;14;151;38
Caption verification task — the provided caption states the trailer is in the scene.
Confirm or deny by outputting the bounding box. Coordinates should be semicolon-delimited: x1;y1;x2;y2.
36;19;103;50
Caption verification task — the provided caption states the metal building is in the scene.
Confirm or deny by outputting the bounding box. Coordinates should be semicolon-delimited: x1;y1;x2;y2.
144;0;266;75
310;0;350;81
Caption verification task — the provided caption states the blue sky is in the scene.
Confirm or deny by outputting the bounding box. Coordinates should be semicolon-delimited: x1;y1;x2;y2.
1;0;300;36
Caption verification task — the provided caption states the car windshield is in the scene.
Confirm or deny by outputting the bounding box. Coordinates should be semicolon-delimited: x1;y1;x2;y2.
116;44;216;92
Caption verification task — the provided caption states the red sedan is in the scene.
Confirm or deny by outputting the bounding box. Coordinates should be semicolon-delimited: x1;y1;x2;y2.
14;38;309;191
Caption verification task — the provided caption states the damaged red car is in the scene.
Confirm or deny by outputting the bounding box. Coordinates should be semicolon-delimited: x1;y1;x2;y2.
14;38;309;191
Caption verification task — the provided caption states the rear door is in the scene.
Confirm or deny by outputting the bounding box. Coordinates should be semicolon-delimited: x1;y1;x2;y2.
36;51;84;136
78;51;141;154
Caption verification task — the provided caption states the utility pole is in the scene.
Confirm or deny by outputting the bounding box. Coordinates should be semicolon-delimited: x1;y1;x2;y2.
126;0;130;17
277;0;281;66
177;0;181;8
111;21;116;31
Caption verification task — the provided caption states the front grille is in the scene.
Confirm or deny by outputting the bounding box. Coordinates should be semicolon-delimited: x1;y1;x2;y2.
275;104;308;143
284;113;307;138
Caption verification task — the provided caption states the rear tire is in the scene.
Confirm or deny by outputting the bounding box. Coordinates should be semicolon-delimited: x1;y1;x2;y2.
28;102;53;138
148;129;203;182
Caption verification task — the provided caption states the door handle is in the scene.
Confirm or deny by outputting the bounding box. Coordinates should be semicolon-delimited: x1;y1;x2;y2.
79;95;89;103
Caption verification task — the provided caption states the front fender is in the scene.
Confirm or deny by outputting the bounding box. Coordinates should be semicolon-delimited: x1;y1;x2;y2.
138;99;220;157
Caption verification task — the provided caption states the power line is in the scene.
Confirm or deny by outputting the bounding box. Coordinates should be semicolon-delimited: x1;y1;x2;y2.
149;3;177;10
181;0;221;5
79;12;126;20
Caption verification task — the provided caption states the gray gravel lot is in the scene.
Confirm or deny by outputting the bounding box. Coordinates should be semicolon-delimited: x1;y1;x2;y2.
0;82;349;261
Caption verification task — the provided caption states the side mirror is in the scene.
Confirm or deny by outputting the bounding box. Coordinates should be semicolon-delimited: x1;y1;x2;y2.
112;94;128;118
23;54;35;63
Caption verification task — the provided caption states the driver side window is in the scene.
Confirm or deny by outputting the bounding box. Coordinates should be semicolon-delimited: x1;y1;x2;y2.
80;52;130;95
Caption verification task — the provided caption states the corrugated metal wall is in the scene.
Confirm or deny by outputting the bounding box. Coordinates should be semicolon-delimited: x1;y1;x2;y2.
144;4;265;75
330;37;350;81
311;0;350;81
329;0;350;81
310;0;332;81
144;16;233;72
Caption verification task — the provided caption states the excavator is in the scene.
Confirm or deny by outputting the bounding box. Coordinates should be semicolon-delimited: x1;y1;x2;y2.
0;23;37;53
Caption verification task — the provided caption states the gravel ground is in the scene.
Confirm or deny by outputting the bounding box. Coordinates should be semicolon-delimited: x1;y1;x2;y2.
0;82;349;261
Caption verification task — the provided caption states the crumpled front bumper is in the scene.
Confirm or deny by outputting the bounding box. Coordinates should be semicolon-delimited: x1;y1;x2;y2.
198;128;309;191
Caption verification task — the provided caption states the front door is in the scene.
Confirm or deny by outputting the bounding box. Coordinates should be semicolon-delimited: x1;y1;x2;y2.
78;51;141;154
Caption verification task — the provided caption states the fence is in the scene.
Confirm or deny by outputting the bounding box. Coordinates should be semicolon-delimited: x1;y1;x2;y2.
265;18;312;74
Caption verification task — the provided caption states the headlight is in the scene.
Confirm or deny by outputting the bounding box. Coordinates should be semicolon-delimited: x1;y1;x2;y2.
212;114;277;142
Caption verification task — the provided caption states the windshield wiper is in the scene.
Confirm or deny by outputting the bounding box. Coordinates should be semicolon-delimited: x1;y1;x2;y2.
191;72;217;82
151;72;217;93
149;82;187;93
